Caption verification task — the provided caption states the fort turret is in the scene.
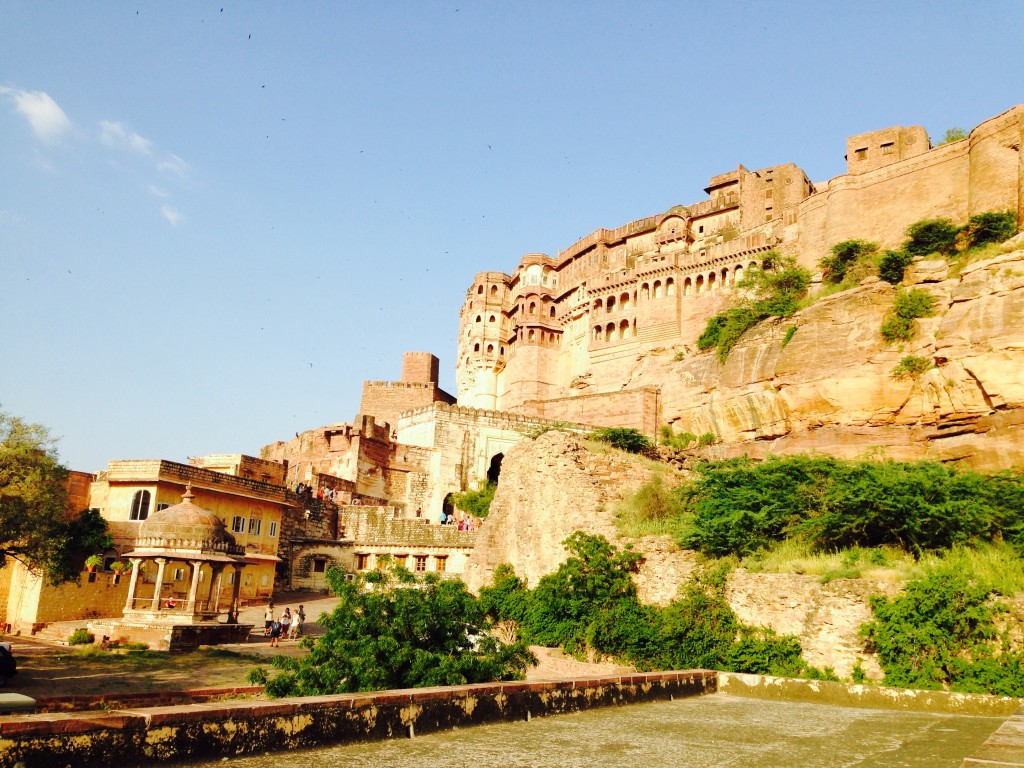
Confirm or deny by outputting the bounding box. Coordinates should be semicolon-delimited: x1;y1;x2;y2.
456;271;512;409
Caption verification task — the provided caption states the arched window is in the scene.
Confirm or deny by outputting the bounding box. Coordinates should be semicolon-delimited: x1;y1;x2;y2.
486;344;494;355
550;306;556;318
708;272;717;291
696;275;704;294
620;292;630;310
475;315;482;324
528;329;536;341
666;278;675;296
605;322;615;342
594;326;602;342
735;264;745;283
500;346;505;355
529;301;537;314
632;319;637;337
641;283;650;301
721;268;728;286
477;285;484;294
653;280;662;298
619;319;629;340
474;342;480;352
607;296;616;312
684;277;692;296
489;315;496;323
490;285;498;296
130;490;151;521
594;298;603;312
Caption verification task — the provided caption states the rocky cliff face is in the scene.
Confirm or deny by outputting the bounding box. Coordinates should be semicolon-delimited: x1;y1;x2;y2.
642;237;1024;472
462;431;656;592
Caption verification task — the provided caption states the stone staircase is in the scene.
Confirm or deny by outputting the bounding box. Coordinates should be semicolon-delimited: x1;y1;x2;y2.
30;620;93;645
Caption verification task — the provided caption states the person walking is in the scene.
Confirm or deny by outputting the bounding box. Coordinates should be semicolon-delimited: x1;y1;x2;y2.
264;602;275;636
269;618;281;647
290;605;304;639
280;608;292;640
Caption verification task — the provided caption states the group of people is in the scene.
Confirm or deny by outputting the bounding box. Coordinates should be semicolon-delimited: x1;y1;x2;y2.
264;603;305;646
438;511;480;531
295;482;343;505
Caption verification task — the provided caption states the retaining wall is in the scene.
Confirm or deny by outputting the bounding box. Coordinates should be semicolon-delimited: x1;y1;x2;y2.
0;671;715;768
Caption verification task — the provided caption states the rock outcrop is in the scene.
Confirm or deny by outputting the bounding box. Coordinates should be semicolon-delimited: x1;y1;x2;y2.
462;430;656;592
649;243;1024;472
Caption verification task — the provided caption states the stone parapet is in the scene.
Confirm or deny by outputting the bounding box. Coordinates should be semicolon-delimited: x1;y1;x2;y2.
101;460;291;504
0;671;715;768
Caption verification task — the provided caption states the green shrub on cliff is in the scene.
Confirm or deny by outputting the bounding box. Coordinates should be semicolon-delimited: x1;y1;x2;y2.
878;249;914;284
962;210;1018;248
904;218;959;258
881;288;936;342
819;240;878;285
590;427;654;456
681;455;1024;558
697;253;811;362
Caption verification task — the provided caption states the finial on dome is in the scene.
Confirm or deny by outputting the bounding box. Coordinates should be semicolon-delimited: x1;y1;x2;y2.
182;483;194;502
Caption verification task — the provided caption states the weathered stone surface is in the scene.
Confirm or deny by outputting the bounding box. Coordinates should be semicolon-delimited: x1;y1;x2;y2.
649;248;1024;471
462;431;655;592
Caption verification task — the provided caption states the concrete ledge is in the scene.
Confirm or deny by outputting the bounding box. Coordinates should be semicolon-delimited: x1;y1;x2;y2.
0;671;716;768
719;672;1022;717
33;685;264;713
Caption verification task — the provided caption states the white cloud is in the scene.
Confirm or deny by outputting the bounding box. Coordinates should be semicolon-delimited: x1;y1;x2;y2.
99;120;153;155
0;86;72;141
157;153;191;181
161;204;183;226
147;184;170;198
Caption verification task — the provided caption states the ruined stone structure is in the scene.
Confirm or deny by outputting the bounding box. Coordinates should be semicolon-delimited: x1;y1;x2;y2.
456;106;1024;435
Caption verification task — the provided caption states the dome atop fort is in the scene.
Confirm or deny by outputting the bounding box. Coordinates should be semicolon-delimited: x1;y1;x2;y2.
133;485;243;556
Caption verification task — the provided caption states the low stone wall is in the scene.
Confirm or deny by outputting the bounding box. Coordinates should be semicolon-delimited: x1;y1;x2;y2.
719;672;1021;717
0;671;715;768
32;686;264;714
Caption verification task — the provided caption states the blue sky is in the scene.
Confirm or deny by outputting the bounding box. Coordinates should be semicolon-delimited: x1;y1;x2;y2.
2;1;1021;472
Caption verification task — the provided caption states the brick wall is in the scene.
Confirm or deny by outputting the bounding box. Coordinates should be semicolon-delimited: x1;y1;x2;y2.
402;352;440;384
359;381;456;433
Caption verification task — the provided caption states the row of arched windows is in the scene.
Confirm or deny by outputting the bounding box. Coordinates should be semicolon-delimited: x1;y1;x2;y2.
476;284;500;297
593;319;637;343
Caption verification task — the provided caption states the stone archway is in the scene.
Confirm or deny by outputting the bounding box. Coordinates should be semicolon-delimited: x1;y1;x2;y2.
487;453;504;485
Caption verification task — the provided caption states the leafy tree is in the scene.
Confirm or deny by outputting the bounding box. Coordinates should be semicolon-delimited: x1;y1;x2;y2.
890;355;933;380
962;211;1018;248
523;532;643;655
259;565;535;696
904;218;959;258
0;409;111;583
878;250;913;284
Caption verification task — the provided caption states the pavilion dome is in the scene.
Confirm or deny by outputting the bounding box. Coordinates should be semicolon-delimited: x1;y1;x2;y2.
134;485;243;555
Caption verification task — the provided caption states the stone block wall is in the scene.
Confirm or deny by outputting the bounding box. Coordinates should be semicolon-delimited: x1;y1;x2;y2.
514;387;661;437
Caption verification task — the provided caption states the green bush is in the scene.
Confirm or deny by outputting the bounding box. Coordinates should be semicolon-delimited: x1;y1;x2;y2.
682;454;1024;558
881;288;936;342
878;250;913;284
660;426;696;450
890;355;934;380
590;427;654;455
862;567;1024;695
781;325;798;348
68;628;94;645
962;211;1017;248
904;218;959;258
451;481;496;518
256;565;535;696
697;253;811;362
696;433;716;448
819;240;878;285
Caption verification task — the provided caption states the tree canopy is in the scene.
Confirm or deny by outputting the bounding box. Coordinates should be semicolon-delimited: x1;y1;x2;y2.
0;408;110;583
256;564;536;696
